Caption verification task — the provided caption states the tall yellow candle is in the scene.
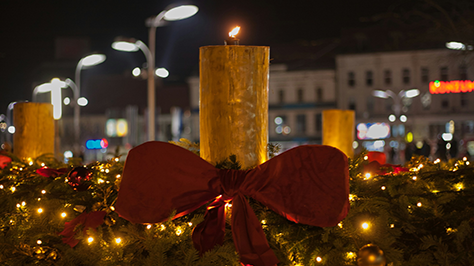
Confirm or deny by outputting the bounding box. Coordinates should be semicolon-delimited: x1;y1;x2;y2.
200;45;269;169
13;102;55;160
322;109;355;158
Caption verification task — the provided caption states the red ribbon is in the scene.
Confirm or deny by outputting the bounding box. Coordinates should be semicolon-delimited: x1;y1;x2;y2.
115;142;349;266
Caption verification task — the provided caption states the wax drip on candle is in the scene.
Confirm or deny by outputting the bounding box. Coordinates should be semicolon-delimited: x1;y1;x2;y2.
225;26;240;45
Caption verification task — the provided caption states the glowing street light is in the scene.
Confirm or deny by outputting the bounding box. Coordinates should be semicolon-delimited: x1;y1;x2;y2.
372;89;420;117
114;4;198;141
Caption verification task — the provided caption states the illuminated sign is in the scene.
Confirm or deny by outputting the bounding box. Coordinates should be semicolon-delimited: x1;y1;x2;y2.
86;139;109;150
106;119;128;137
429;80;474;94
357;123;391;140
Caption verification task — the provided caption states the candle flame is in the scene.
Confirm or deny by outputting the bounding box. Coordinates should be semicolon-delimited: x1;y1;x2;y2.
229;26;240;38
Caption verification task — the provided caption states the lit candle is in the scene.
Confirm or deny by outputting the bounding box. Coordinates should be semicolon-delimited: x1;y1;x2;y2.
225;26;240;45
200;27;269;169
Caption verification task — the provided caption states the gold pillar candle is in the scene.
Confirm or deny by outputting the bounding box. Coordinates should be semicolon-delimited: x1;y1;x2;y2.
13;102;55;160
200;45;269;169
322;109;355;158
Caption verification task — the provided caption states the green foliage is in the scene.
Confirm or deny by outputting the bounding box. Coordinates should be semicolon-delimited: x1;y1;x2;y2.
0;148;473;265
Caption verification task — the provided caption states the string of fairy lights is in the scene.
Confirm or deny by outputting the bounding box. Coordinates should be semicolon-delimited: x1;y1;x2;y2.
0;153;472;264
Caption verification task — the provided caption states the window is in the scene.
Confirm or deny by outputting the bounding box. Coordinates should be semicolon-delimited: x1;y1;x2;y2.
366;71;373;86
296;114;306;133
278;90;284;104
366;97;374;112
384;70;391;85
348;72;355;87
315;113;322;132
460;65;468;80
440;67;448;81
402;68;410;84
461;94;468;107
316;87;323;101
297;89;304;103
442;99;449;108
421;67;429;83
349;98;356;111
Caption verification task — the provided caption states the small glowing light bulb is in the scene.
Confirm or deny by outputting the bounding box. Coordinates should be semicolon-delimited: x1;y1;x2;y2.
417;202;422;207
115;158;119;162
11;187;16;193
88;237;94;243
261;220;267;225
41;190;46;194
0;185;3;189
390;224;395;228
37;208;43;213
176;227;183;236
364;155;368;160
37;239;42;245
188;222;193;227
316;256;322;263
467;161;470;165
338;222;343;228
116;174;121;178
147;224;152;229
364;173;371;180
21;201;26;206
434;158;440;164
61;212;67;218
115;238;122;244
98;179;104;184
463;157;467;161
110;206;115;211
105;169;110;173
412;176;417;181
41;163;45;167
381;186;386;190
160;224;166;231
362;222;369;230
29;161;33;166
16;203;21;208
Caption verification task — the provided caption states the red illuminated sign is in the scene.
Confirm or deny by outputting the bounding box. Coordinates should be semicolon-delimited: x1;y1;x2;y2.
429;80;474;94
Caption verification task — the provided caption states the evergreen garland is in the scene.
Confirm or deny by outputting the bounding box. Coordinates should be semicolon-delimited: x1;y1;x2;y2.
0;142;473;265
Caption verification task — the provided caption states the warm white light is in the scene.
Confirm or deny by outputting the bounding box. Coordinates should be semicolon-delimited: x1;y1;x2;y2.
400;115;407;123
0;185;3;189
175;227;183;236
417;202;422;207
98;179;105;184
188;222;193;227
37;239;42;245
88;237;94;243
41;190;46;194
364;173;372;180
446;41;465;50
362;222;369;230
51;84;62;120
116;174;121;178
11;187;16;192
164;5;199;21
63;97;71;105
81;54;106;67
338;222;343;228
412;176;417;181
64;150;73;159
390;224;395;228
404;89;420;98
37;208;43;213
388;114;396;122
261;220;267;225
463;157;467;161
229;26;241;37
352;141;359;149
147;224;152;229
316;256;322;263
132;67;141;77
77;97;88;106
61;212;67;218
442;133;453;141
8;126;15;134
363;155;368;160
155;68;169;78
112;41;139;52
381;186;386;190
434;158;440;164
115;237;122;244
22;201;26;206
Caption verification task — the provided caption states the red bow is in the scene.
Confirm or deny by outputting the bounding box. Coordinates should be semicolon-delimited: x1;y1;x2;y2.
58;211;106;247
115;142;349;266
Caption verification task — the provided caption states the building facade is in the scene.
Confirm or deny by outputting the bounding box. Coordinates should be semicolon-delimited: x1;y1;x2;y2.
336;49;474;161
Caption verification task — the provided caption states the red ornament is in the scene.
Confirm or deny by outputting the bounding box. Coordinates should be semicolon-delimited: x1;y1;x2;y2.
58;211;106;247
367;151;386;165
116;141;350;266
0;154;12;169
67;167;92;191
36;167;69;178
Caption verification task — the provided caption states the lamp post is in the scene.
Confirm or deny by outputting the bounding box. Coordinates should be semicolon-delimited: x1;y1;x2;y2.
74;54;106;144
113;4;198;141
372;89;420;119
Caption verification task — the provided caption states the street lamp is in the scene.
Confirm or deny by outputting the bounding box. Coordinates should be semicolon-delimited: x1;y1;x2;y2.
372;89;420;119
75;53;106;144
116;4;197;142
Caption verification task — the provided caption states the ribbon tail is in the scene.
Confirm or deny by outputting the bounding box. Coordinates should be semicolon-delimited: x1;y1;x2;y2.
232;194;279;266
192;197;227;254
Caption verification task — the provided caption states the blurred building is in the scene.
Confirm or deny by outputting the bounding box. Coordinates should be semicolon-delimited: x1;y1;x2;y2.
337;49;474;161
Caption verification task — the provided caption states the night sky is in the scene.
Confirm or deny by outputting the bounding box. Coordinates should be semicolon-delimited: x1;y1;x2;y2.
0;0;397;112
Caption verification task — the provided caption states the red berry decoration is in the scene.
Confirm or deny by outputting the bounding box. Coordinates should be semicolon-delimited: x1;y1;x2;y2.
67;166;92;191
